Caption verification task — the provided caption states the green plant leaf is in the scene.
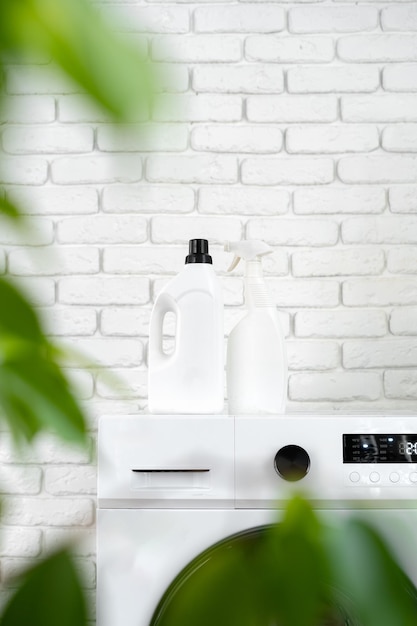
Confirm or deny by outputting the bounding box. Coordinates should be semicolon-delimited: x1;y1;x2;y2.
0;0;155;122
255;496;332;626
0;548;88;626
0;192;21;220
326;517;417;626
0;278;87;444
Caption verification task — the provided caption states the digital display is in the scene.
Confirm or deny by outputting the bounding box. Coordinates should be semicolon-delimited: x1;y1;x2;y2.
343;434;417;464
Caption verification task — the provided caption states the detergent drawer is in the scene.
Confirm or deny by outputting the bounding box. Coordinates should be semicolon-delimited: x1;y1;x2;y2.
98;415;235;508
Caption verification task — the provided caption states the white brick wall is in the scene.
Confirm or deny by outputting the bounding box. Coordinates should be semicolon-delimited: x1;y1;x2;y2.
2;0;417;614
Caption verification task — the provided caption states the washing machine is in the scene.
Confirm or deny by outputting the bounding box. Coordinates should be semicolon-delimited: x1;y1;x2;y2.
97;414;417;626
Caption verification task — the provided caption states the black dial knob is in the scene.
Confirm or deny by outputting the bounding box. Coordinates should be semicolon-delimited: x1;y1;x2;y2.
274;445;310;482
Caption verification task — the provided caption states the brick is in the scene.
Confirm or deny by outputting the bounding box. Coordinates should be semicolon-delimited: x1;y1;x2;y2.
44;529;95;557
3;125;94;154
383;64;417;91
96;368;147;399
288;66;379;94
242;157;334;185
389;186;417;213
97;123;188;152
59;277;150;305
154;63;189;92
192;65;284;94
0;433;91;464
195;5;285;33
382;125;417;152
382;5;417;31
387;247;417;273
153;94;242;122
12;278;55;306
344;339;417;369
58;95;117;123
0;96;55;123
63;338;144;367
6;65;79;95
289;372;381;401
287;340;340;370
191;124;283;153
245;35;334;63
293;248;384;277
343;278;417;306
295;310;387;338
0;466;42;495
101;308;151;336
151;216;242;244
9;247;99;276
384;370;417;400
0;217;53;245
146;155;238;183
103;246;185;274
287;125;379;154
289;6;378;33
102;184;195;213
1;497;94;526
57;215;147;244
268;278;340;307
339;156;417;183
199;186;290;215
338;35;417;62
342;95;417;122
51;155;142;184
45;466;97;495
99;5;190;33
294;187;386;215
64;369;95;401
7;186;99;215
39;307;98;336
152;35;242;63
0;250;6;274
390;308;417;335
1;157;48;185
247;95;337;122
0;528;41;557
247;217;338;246
342;216;417;243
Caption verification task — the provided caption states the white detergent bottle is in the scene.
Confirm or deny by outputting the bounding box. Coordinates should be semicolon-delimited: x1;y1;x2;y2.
225;240;287;415
148;239;224;414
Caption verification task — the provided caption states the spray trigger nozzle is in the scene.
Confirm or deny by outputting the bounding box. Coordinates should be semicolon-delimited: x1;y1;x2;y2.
224;240;273;273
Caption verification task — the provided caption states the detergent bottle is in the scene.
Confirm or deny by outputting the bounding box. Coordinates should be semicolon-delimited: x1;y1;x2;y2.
225;240;287;415
148;239;224;414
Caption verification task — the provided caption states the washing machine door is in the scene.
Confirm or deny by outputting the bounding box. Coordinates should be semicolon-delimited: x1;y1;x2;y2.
150;525;359;626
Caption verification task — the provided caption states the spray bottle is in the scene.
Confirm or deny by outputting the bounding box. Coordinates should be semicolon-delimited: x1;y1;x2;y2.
225;240;287;415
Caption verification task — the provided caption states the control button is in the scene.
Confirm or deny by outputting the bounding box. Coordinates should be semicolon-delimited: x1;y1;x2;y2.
369;472;380;483
410;472;417;483
390;472;400;484
274;445;310;482
349;472;360;483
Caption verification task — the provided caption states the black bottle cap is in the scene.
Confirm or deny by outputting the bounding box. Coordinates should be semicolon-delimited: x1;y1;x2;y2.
185;239;212;264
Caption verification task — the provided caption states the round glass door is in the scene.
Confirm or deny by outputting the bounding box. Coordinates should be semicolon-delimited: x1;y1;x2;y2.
150;525;358;626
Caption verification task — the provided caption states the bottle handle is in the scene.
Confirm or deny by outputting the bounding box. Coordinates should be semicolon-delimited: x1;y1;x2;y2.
149;292;178;368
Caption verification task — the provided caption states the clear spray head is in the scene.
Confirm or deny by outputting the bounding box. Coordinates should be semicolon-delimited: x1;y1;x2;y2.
224;240;273;272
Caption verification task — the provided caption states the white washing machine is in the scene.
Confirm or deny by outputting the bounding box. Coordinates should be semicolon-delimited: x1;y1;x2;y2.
97;414;417;626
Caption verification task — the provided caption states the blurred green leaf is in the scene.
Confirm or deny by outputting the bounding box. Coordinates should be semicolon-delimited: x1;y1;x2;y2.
0;0;155;122
255;496;332;626
0;548;88;626
0;193;21;220
326;517;417;626
0;278;86;444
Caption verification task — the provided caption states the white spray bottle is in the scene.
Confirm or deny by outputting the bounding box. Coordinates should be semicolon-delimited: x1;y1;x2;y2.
225;240;287;415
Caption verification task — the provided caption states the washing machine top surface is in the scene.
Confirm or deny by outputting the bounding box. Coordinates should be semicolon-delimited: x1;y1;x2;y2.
98;414;417;509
